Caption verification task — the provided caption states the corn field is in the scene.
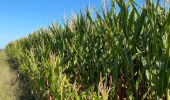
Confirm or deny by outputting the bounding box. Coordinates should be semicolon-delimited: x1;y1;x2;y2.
5;0;170;99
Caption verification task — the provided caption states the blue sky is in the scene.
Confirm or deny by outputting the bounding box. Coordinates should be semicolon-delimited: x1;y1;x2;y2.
0;0;165;49
0;0;101;49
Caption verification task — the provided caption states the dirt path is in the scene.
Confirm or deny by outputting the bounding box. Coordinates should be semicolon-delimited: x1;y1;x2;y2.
0;51;20;99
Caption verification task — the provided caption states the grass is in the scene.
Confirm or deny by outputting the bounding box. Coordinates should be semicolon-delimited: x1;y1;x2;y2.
0;50;20;99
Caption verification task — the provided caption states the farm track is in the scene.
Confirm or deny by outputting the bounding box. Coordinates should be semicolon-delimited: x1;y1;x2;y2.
0;51;20;99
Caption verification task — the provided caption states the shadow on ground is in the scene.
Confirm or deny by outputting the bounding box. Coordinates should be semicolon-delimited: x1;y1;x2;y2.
7;59;36;100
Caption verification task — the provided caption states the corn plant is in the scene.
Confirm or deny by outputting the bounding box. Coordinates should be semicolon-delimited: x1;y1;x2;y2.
6;0;170;99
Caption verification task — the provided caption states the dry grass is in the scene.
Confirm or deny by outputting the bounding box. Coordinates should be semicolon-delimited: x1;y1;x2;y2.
0;50;21;100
